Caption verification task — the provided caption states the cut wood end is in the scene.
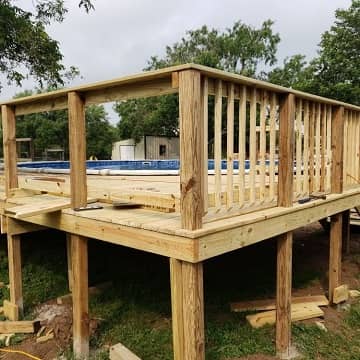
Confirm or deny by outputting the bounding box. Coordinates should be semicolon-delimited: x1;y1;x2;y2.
333;284;349;304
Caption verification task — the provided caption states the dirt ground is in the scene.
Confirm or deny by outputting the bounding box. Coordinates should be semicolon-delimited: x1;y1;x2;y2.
1;222;359;360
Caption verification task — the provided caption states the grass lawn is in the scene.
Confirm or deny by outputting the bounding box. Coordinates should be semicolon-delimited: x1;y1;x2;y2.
0;224;359;359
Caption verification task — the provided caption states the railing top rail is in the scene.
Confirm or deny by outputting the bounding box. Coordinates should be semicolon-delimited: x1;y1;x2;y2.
1;63;359;114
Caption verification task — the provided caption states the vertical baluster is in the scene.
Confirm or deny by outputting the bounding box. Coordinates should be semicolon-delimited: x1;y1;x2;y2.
269;93;277;201
320;104;326;192
202;77;209;214
355;112;360;183
315;103;321;191
303;101;310;196
214;80;222;210
249;88;257;204
226;83;234;209
238;86;246;207
343;110;348;186
309;102;315;194
259;91;267;202
326;105;332;191
296;99;303;197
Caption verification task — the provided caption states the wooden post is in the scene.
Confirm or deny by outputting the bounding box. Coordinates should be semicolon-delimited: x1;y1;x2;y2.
170;259;204;360
68;92;89;358
66;233;73;292
2;106;23;319
178;70;203;230
171;69;205;360
276;93;295;358
329;106;345;303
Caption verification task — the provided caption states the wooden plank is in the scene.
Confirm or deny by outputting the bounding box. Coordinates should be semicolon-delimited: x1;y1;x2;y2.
249;88;257;204
333;284;349;304
5;197;71;218
6;218;45;236
303;101;310;195
246;303;324;329
3;300;18;321
326;106;332;191
182;261;205;360
295;98;303;197
238;86;247;206
68;92;87;209
214;79;223;211
226;83;234;209
110;342;141;360
276;232;293;356
71;234;89;358
170;258;184;360
331;106;345;193
7;233;22;319
179;70;203;230
269;93;277;201
259;91;267;202
309;103;315;193
230;295;329;312
278;93;295;207
1;105;18;197
315;103;321;191
0;320;40;334
66;233;73;292
202;77;209;213
329;213;343;303
320;104;327;192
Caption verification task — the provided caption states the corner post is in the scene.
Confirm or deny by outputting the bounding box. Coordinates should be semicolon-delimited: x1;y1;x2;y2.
170;70;205;360
2;105;23;319
68;92;89;358
276;93;295;358
329;106;345;303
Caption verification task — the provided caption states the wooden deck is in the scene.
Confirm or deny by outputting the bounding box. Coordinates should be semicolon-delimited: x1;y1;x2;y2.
0;64;359;359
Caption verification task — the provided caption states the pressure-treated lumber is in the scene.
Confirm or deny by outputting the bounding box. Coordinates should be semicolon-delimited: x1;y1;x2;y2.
333;284;349;304
170;258;185;360
0;320;40;334
3;300;18;321
68;92;87;208
170;259;204;360
5;197;70;218
110;342;141;360
329;213;343;303
1;105;18;197
331;106;345;193
178;70;203;230
71;234;89;358
6;218;45;236
276;93;295;357
246;303;324;329
7;233;22;319
230;295;329;312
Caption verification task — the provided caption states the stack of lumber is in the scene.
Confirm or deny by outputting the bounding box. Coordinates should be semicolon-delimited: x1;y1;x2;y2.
231;295;329;329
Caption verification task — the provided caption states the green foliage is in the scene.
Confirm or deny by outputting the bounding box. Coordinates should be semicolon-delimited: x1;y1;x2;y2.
312;0;360;104
116;20;280;142
0;1;94;90
267;1;360;105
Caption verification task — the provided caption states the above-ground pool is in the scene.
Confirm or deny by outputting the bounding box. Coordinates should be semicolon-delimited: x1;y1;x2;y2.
15;160;274;176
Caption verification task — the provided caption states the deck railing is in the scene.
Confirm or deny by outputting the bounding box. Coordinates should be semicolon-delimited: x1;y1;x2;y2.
1;63;360;231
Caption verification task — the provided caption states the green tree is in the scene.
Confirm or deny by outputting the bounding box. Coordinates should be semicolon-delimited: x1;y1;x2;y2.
0;0;94;90
313;0;360;104
116;20;280;142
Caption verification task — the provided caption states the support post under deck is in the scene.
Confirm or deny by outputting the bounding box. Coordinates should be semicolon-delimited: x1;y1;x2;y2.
2;105;22;319
276;93;295;358
170;259;205;360
329;106;345;303
68;91;89;358
171;69;205;360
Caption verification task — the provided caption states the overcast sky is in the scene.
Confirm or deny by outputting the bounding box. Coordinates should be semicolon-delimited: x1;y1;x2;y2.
0;0;351;122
